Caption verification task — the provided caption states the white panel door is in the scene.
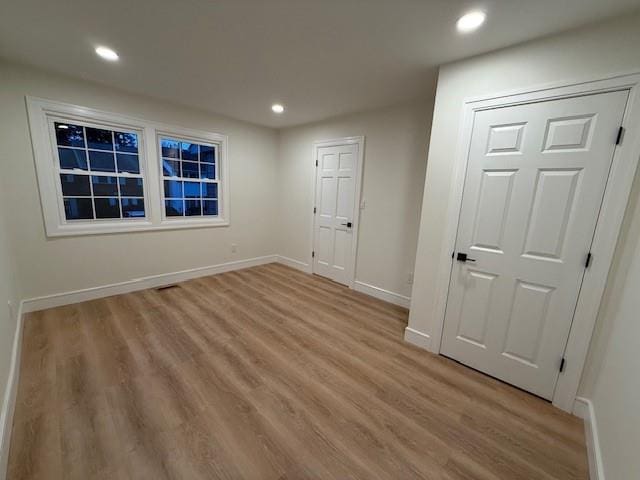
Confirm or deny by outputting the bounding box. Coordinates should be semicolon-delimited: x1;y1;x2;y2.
442;90;628;399
313;143;359;285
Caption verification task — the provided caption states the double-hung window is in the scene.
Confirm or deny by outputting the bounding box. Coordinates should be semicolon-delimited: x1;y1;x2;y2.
55;121;146;222
159;136;220;220
27;97;229;236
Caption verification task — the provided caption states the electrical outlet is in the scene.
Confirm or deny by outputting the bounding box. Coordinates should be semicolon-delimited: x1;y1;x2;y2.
7;300;15;319
231;243;237;253
407;272;414;285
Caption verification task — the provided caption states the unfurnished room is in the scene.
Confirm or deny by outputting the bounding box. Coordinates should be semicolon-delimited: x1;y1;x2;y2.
1;1;640;479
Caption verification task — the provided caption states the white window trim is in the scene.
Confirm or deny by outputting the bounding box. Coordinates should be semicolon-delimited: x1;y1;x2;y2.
26;97;230;236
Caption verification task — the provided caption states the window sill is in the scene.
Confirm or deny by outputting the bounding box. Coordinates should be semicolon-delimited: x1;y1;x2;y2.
46;218;230;237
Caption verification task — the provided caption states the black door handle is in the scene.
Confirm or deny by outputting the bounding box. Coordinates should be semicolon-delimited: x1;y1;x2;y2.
456;252;476;262
341;222;352;228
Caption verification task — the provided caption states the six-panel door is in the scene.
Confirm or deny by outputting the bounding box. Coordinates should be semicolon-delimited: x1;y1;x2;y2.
441;90;628;399
313;143;358;285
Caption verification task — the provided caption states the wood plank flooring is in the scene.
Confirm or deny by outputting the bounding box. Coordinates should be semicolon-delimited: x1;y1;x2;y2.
7;263;588;479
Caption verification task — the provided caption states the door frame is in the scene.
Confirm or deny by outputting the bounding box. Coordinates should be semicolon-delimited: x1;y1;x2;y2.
429;72;640;412
310;136;365;288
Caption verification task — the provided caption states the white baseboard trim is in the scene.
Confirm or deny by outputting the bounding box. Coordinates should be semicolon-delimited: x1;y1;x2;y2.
0;301;24;480
21;255;412;313
404;326;431;349
276;255;312;274
22;255;278;313
573;397;605;480
275;260;411;308
353;281;410;308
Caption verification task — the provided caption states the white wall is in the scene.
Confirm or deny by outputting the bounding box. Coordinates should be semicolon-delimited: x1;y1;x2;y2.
0;61;434;305
0;157;20;475
579;169;640;480
277;99;434;299
407;12;640;479
0;61;280;301
0;202;18;391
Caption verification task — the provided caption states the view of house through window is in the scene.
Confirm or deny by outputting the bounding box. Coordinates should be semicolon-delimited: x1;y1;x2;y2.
160;136;219;218
54;121;146;221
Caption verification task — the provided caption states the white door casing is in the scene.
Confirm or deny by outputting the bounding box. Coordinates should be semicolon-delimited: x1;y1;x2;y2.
441;91;628;400
312;137;364;286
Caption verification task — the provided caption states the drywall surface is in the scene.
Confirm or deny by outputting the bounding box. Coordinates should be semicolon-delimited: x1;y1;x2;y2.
0;61;280;300
0;150;19;476
407;12;640;479
278;99;434;298
0;60;435;311
0;199;17;392
578;168;640;480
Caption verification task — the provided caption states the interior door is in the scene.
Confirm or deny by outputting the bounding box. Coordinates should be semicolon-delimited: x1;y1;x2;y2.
441;90;628;399
313;142;359;286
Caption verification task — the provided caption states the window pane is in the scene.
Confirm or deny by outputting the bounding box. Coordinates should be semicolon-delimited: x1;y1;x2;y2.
157;136;222;222
94;197;120;219
55;123;85;148
91;176;118;196
115;132;138;153
89;150;116;172
161;139;180;158
200;145;215;163
203;200;218;216
162;159;181;177
184;181;200;199
164;180;183;198
60;174;91;196
119;177;144;197
121;198;146;218
64;198;93;220
116;154;140;174
47;117;152;228
182;161;199;178
202;182;218;199
200;163;215;180
181;142;198;160
165;199;184;217
185;199;202;216
86;127;114;150
58;148;88;170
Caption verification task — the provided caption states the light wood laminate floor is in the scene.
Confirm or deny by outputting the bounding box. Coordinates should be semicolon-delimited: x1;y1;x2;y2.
8;263;588;479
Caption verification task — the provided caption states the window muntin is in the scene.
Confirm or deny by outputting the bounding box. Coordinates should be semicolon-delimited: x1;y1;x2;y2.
53;120;146;222
159;136;219;218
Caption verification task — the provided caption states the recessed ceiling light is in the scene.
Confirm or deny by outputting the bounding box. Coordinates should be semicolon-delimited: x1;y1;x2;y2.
95;46;119;61
271;104;285;114
456;10;486;33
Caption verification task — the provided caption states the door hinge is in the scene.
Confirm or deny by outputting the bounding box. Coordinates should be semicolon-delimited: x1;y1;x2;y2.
616;126;625;145
312;251;315;258
313;206;316;214
585;252;592;269
559;357;566;373
315;159;319;167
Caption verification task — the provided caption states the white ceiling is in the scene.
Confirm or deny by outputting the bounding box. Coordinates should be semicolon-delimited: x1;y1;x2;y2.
2;0;640;128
